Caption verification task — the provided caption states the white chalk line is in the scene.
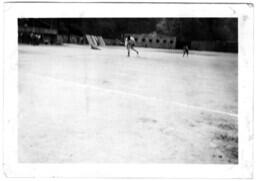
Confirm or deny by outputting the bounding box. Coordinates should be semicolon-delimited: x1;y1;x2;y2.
22;72;238;118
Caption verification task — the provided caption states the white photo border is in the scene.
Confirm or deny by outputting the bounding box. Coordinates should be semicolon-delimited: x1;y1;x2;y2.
3;2;254;178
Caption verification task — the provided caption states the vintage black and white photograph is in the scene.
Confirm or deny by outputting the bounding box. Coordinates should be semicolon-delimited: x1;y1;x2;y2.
17;17;238;164
2;1;255;178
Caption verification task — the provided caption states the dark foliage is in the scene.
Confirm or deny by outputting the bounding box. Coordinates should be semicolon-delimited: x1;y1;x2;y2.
18;18;237;42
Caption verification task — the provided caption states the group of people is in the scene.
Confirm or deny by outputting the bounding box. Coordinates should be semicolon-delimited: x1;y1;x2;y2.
19;32;42;45
124;35;189;57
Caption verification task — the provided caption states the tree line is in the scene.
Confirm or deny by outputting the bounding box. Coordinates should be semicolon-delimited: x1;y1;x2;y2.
18;18;237;42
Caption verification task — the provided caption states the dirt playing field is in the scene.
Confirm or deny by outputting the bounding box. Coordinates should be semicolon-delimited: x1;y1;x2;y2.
18;44;238;163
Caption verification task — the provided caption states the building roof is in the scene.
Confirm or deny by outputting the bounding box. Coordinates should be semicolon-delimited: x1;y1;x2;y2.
19;27;58;35
129;32;175;39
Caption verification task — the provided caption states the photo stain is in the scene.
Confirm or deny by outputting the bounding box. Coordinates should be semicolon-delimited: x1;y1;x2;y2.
139;117;157;124
102;80;110;84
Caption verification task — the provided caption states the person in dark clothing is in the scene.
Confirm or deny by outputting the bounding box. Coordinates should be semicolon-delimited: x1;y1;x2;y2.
183;45;189;57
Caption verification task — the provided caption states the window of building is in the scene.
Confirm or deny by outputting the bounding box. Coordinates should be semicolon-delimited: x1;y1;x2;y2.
149;39;152;43
163;40;167;43
156;39;160;43
135;38;138;42
142;38;146;42
170;40;173;44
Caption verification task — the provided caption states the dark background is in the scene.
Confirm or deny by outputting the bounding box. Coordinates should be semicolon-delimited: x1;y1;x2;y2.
18;18;238;52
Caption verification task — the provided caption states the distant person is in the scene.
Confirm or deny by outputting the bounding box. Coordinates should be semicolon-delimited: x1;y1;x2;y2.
30;32;35;45
125;35;139;57
35;34;41;45
183;45;189;57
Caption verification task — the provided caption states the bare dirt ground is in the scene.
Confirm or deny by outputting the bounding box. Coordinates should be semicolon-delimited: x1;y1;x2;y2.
18;44;238;163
